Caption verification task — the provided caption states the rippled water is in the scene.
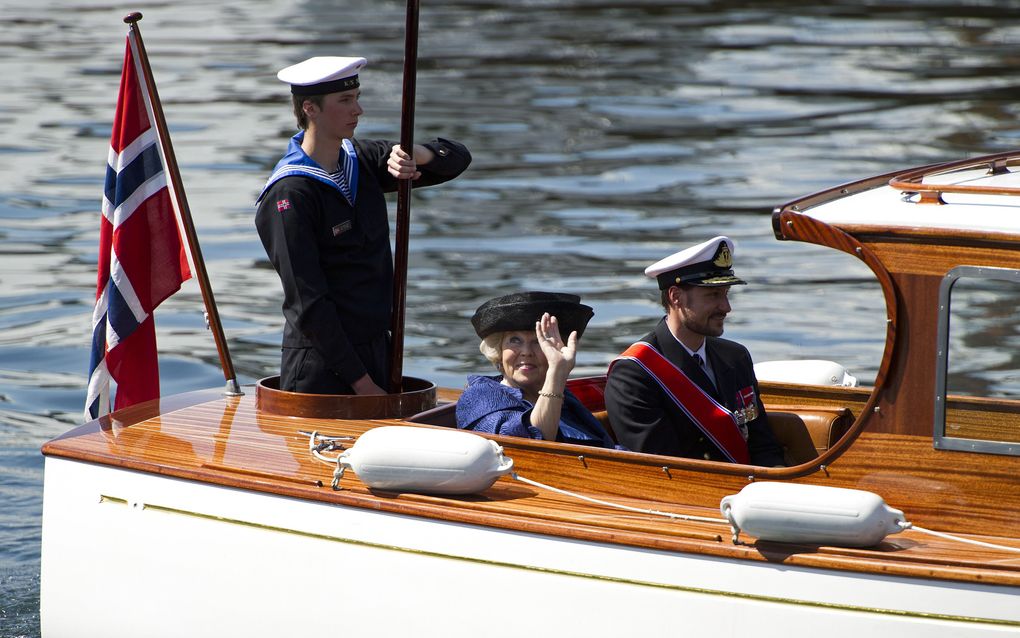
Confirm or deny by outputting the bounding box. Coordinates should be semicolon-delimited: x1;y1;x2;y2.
2;0;1019;634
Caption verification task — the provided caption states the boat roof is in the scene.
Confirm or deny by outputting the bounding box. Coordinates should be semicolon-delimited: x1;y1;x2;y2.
796;161;1020;237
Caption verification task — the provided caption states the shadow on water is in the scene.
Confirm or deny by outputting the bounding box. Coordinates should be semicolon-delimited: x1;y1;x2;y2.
2;0;1019;634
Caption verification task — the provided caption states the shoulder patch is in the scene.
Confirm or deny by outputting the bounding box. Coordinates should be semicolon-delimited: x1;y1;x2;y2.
276;199;292;212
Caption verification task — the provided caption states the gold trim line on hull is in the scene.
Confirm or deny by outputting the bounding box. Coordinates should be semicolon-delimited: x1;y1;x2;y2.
98;494;1019;628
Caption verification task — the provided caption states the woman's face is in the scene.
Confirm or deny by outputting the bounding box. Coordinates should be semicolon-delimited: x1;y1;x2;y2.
500;330;548;395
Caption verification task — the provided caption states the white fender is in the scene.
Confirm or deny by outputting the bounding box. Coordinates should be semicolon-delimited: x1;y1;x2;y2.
754;359;858;387
720;482;905;547
339;426;514;495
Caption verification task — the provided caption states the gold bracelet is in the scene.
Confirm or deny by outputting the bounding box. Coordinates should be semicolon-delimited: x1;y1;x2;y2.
538;391;564;400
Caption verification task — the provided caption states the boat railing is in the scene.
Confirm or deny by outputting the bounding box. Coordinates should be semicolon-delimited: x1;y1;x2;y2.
888;151;1020;205
773;149;1020;217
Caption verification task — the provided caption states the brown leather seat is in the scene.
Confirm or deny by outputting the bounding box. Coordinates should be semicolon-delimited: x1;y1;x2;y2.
406;401;457;427
595;406;852;465
409;402;852;468
592;410;617;443
767;407;853;466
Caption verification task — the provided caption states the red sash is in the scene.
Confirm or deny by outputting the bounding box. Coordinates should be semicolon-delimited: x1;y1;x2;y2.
565;376;607;412
610;342;750;464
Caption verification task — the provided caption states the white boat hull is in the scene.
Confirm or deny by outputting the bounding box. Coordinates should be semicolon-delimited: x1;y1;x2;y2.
40;457;1020;637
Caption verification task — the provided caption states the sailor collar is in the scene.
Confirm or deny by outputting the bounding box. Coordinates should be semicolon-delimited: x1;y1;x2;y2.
255;131;358;204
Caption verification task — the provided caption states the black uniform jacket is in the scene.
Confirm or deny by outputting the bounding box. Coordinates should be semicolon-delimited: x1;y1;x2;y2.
255;137;471;384
604;318;785;466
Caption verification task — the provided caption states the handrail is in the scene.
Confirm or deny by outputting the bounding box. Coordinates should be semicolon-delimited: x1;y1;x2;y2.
888;153;1020;204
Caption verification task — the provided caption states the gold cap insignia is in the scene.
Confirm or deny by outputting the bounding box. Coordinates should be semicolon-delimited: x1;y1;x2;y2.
713;242;733;268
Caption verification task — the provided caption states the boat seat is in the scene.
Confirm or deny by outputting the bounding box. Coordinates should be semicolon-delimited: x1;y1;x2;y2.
407;403;622;441
406;402;850;466
592;410;618;443
406;401;458;428
594;407;851;465
767;406;854;466
408;401;625;446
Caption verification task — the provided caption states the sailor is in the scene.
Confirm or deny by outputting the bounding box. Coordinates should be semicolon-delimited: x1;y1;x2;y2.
604;236;785;465
255;56;471;395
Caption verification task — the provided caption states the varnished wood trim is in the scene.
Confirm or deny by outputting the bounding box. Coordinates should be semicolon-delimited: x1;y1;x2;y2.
769;211;898;477
41;387;226;450
254;375;436;419
41;394;1020;587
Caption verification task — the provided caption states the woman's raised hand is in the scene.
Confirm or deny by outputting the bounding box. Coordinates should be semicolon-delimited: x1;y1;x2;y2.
535;313;577;379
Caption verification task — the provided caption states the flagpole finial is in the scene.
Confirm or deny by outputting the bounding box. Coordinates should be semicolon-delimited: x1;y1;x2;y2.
124;12;143;25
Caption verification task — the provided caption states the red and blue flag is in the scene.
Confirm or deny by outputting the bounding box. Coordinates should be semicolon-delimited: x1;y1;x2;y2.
85;32;191;420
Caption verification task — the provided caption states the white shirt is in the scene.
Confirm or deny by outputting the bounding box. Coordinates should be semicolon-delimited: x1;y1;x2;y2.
668;330;717;388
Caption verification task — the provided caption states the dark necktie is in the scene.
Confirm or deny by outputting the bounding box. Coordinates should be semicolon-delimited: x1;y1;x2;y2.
693;353;716;390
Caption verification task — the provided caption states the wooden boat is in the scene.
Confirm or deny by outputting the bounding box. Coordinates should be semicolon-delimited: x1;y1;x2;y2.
40;151;1020;636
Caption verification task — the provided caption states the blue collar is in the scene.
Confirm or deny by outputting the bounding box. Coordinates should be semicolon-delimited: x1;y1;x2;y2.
255;131;358;204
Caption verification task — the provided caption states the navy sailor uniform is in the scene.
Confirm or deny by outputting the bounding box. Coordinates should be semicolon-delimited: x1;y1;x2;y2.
255;132;471;393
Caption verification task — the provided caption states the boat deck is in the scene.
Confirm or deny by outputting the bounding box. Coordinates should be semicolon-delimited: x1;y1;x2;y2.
42;388;1020;588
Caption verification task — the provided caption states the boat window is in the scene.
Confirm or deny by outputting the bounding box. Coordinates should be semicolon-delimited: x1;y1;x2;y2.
934;266;1020;456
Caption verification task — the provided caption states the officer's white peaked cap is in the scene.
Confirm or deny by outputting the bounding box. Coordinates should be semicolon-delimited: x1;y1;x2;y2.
645;236;747;289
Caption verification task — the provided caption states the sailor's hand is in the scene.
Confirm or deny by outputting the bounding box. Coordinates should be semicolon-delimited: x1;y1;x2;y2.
351;373;386;395
387;145;421;180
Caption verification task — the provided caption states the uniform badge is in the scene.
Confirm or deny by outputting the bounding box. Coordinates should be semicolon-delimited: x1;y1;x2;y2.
332;220;353;237
276;199;291;212
713;242;733;268
733;386;758;438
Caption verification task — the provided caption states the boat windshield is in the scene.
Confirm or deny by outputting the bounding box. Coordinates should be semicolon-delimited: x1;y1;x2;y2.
935;266;1020;456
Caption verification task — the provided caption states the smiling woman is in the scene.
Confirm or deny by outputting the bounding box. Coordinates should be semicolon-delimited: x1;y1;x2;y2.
498;330;551;401
455;292;620;449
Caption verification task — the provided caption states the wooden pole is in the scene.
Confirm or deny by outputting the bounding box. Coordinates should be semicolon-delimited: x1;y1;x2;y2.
389;0;420;394
123;12;242;397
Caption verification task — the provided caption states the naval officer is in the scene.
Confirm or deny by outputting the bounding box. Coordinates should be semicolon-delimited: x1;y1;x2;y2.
256;56;471;395
604;236;785;465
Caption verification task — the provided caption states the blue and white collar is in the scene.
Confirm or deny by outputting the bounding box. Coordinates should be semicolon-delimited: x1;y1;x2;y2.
255;131;358;205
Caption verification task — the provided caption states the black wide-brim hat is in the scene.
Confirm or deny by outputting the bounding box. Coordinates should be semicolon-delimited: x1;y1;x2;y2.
470;291;594;339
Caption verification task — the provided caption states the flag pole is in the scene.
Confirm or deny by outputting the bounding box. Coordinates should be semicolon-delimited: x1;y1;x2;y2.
123;12;242;397
389;0;419;394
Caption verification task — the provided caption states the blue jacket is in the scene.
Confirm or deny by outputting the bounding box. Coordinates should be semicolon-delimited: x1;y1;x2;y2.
456;375;621;449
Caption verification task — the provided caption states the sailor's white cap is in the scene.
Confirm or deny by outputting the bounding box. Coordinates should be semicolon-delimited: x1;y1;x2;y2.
277;56;367;96
645;236;746;289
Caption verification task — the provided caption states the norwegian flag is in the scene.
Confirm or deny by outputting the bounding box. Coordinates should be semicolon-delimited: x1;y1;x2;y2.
85;32;192;420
